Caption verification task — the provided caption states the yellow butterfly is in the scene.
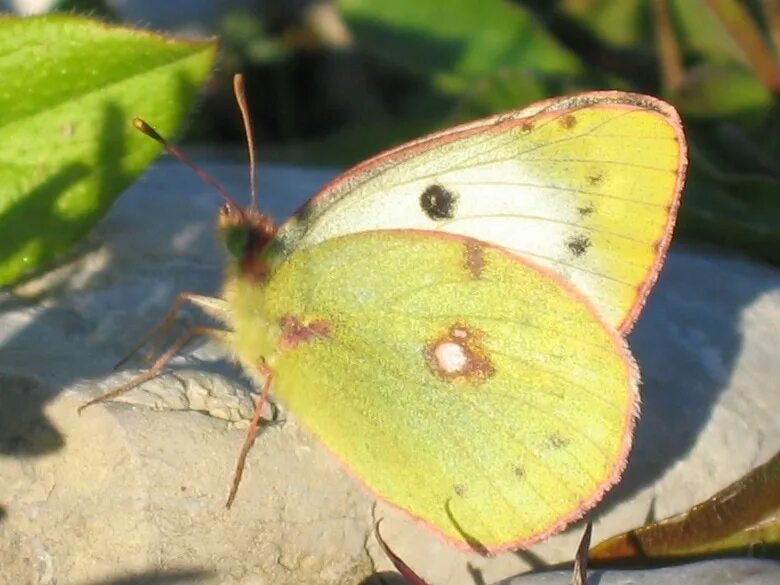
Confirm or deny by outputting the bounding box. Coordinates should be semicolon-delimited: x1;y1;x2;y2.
84;76;686;552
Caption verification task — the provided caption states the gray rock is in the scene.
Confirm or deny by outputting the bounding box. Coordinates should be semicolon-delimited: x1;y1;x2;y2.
1;162;778;585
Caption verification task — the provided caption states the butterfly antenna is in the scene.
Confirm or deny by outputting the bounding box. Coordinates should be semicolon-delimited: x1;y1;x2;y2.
232;74;258;212
132;118;245;215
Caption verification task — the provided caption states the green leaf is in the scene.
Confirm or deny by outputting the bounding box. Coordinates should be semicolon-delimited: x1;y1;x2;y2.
0;15;217;286
339;0;583;95
681;159;780;265
590;449;780;562
453;68;549;121
560;0;651;48
674;62;773;121
671;0;750;65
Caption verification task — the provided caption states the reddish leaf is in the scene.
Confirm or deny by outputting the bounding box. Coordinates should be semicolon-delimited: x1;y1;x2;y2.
591;450;780;563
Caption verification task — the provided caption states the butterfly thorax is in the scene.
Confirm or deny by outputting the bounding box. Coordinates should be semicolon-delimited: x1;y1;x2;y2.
221;269;279;375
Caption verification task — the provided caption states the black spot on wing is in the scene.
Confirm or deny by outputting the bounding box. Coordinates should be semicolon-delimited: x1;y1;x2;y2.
420;184;458;220
560;114;577;129
587;173;604;186
548;434;569;449
566;234;592;257
577;202;595;218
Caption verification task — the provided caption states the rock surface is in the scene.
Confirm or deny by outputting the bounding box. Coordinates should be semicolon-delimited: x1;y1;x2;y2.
1;162;779;585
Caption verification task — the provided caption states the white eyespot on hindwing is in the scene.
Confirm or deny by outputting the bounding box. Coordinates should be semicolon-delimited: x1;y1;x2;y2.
424;324;494;385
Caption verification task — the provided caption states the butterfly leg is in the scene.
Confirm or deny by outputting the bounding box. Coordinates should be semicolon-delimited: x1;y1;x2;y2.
375;520;429;585
114;292;232;370
79;325;230;413
226;360;273;508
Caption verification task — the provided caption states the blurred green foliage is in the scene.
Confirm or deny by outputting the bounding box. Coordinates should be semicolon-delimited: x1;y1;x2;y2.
38;0;780;265
209;0;780;264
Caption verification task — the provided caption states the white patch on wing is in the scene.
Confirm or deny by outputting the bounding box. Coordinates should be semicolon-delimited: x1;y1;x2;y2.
298;159;572;254
434;341;469;374
296;157;583;287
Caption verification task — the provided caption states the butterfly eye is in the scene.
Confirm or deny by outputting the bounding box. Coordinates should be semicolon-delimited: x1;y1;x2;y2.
225;226;250;257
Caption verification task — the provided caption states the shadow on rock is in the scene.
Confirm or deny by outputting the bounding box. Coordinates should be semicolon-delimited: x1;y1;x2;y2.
0;373;64;457
75;568;216;585
602;243;780;509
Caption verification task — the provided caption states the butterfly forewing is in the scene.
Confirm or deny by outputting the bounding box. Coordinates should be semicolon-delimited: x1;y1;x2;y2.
271;92;686;333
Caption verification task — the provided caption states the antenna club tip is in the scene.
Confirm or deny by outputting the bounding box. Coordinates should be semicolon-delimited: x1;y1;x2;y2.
132;118;165;144
233;73;245;92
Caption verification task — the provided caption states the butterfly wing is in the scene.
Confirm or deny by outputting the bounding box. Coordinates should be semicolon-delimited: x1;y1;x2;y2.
268;92;687;333
226;230;638;551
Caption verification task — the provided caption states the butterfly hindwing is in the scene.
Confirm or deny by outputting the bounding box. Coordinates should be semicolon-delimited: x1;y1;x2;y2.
225;230;638;551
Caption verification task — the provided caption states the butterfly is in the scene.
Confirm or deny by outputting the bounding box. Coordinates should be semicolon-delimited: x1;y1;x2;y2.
82;75;687;553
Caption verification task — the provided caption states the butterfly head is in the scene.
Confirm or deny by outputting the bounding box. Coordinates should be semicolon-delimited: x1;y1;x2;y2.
218;203;277;281
133;74;279;280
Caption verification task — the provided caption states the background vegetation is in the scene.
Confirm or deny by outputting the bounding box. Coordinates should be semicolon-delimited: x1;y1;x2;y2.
216;0;780;266
7;0;780;274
